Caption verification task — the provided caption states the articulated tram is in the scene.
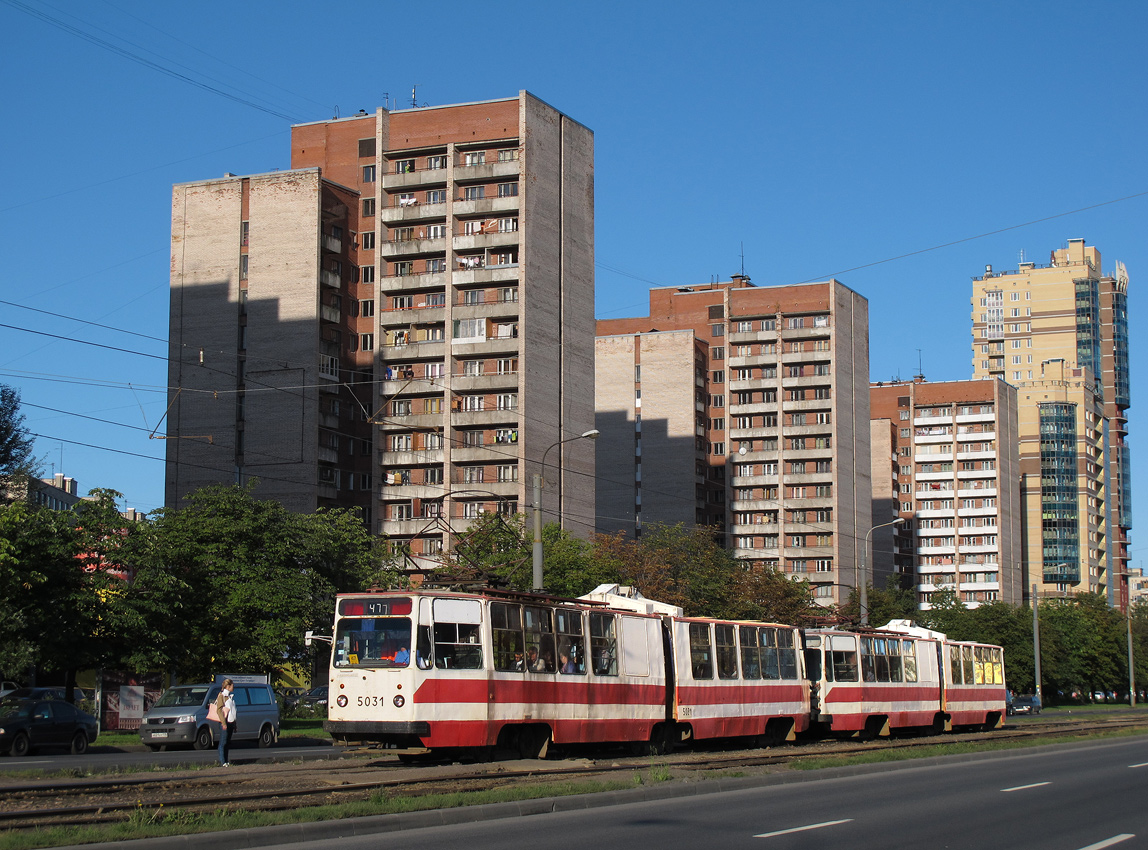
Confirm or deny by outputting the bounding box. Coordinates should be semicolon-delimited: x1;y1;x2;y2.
322;585;1005;758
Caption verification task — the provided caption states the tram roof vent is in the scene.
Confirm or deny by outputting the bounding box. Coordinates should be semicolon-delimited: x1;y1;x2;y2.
579;584;684;617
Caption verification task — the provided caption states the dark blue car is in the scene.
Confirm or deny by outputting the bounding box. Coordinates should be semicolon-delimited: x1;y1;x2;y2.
0;699;99;756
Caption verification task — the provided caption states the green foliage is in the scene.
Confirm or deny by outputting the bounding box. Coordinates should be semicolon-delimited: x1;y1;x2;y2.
0;383;38;490
122;483;383;680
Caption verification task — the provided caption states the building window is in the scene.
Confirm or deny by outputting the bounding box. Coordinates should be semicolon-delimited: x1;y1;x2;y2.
392;295;413;310
395;158;415;174
427;224;447;239
711;323;725;337
498;217;519;232
361;265;375;283
463;185;485;201
360;333;374;351
428;155;447;170
362;198;376;217
361;231;375;250
710;395;724;408
239;254;249;280
497;464;518;482
497;182;519;197
711;371;725;384
362;164;376;182
496;393;518;410
498;149;519;162
463;151;486;166
427;190;446;204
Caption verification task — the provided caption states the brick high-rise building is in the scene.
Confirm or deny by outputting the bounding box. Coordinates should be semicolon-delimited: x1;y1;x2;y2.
971;239;1130;606
596;277;871;608
167;92;596;565
870;378;1022;609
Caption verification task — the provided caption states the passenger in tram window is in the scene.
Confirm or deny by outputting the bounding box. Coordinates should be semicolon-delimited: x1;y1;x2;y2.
860;638;876;682
593;646;616;676
760;628;780;680
559;648;576;674
831;650;858;682
887;640;904;683
394;646;410;665
740;626;761;679
513;651;524;672
902;642;918;682
526;646;542;672
540;649;556;673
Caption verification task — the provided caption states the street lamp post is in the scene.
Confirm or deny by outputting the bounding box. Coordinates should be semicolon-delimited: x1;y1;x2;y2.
532;429;599;591
859;517;905;625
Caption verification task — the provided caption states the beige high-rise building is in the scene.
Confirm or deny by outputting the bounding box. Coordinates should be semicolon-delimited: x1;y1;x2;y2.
871;378;1023;609
596;277;871;608
971;239;1130;605
167;93;596;566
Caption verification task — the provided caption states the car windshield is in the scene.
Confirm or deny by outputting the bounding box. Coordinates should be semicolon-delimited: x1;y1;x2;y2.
154;687;210;708
334;616;412;667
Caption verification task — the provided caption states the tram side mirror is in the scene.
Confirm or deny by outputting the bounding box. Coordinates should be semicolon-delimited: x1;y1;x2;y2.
305;630;333;647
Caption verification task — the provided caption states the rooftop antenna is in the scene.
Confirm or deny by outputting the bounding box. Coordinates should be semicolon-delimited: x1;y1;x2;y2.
411;85;419;109
1018;248;1026;264
914;349;925;382
740;241;745;277
382;92;390;111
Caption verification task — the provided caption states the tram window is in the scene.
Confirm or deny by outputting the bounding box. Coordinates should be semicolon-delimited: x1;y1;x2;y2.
760;628;780;680
333;615;412;668
949;644;963;684
991;648;1004;684
739;626;761;679
860;638;876;682
973;646;986;684
715;624;738;679
555;608;585;675
689;623;713;679
416;625;433;669
829;636;858;682
962;646;975;684
887;639;904;683
872;638;890;681
491;602;524;672
590;612;618;676
777;629;798;679
902;641;918;682
432;621;483;669
524;606;556;673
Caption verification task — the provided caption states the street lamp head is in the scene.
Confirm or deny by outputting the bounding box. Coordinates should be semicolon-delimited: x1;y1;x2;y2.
581;429;600;440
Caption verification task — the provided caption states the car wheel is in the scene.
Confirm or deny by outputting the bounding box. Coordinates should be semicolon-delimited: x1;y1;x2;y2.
193;725;214;750
258;724;275;748
11;733;31;757
70;731;89;755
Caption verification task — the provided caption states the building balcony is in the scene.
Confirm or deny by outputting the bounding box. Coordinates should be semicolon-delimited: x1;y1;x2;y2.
915;508;956;519
319;305;340;323
379;483;446;502
380;168;449;189
956;487;997;500
381;236;447;258
318;446;338;464
958;543;1000;554
915;471;955;482
955;429;996;441
730;402;780;417
453;160;520;182
957;506;998;517
379;201;448;224
380;304;445;328
322;235;342;253
450;336;521;357
452;196;520;218
381;271;449;293
452;264;520;286
384;339;446;358
955;412;996;424
915;487;955;498
730;474;779;487
781;375;829;389
452;301;521;322
956;468;997;479
381;449;443;466
448;408;520;428
781;397;832;413
917;545;957;555
453;232;519;252
913;415;954;426
452;372;519;392
731;547;781;560
913;432;953;444
320;270;341;288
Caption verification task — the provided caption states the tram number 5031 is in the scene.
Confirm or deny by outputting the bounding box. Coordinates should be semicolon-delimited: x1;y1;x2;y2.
679;706;693;718
357;696;387;707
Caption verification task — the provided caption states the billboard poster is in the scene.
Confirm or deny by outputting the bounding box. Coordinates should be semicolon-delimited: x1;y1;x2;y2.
100;671;164;731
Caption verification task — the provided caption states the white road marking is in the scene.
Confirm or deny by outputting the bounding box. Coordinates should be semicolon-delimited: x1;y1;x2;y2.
1076;835;1134;850
1001;781;1051;792
754;819;853;838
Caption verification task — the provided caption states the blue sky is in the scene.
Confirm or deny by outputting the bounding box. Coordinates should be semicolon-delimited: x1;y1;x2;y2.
1;0;1145;567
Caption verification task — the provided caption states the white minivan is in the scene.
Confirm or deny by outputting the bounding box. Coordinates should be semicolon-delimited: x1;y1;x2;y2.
138;675;279;751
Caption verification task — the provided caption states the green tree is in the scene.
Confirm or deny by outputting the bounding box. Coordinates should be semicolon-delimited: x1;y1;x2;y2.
0;501;82;676
125;484;381;680
0;384;39;498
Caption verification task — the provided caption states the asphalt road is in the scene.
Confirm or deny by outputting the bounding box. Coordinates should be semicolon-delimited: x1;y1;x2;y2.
256;736;1148;850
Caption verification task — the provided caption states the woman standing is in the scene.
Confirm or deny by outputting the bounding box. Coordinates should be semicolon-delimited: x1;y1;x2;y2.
215;679;236;767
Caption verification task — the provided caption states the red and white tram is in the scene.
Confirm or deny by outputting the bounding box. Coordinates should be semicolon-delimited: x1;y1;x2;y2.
803;620;1006;736
324;584;810;756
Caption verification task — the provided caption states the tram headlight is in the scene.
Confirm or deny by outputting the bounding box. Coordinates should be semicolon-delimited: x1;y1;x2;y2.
393;695;405;708
336;695;348;708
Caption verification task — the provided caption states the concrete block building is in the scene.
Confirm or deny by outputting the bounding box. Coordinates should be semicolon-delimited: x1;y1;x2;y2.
596;276;871;608
870;378;1022;608
971;239;1130;605
167;93;596;565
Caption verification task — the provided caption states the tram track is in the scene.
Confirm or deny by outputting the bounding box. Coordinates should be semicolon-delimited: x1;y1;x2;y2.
2;716;1145;831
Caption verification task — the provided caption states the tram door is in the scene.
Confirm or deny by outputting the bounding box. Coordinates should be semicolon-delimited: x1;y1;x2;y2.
802;638;823;715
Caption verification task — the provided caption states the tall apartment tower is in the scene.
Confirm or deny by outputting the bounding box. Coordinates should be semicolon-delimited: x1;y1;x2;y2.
596;277;871;608
870;378;1022;608
167;93;596;564
971;239;1130;606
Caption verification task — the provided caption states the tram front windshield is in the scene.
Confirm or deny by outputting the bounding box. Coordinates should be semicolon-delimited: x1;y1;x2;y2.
334;597;413;667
